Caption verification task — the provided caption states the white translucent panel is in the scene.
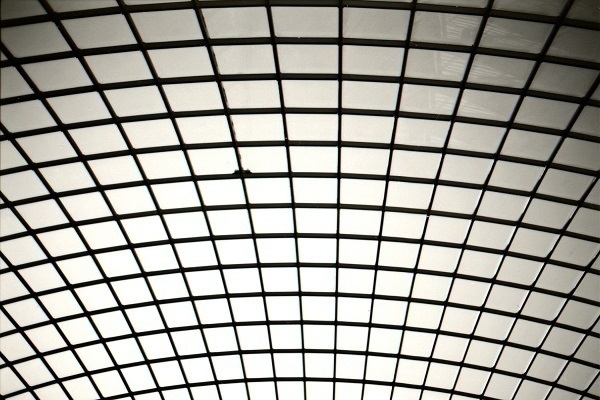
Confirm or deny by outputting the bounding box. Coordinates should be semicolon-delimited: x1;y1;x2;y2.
524;199;575;229
400;330;435;357
343;81;399;111
575;337;600;364
305;353;334;378
456;368;490;396
478;191;528;221
65;14;136;48
300;267;336;292
239;146;288;173
282;80;338;108
467;221;515;250
293;178;338;204
338;268;374;294
340;209;381;235
19;264;64;293
178;116;230;145
214;45;274;74
79;221;127;249
559;362;597;392
290;146;337;173
278;45;338;74
16;199;68;229
449;123;505;153
342;115;393;144
273;354;304;379
75;283;118;312
496;346;535;375
25;58;91;92
216;239;256;264
111;278;152;305
58;256;103;284
425;363;458;389
538;168;593;200
366;356;397;383
139;151;190;179
1;236;46;265
433;335;468;362
271;325;302;349
0;140;26;170
220;383;249;400
340;178;385;206
398;116;452;146
553;236;599;267
121;215;168;243
18;131;77;162
63;377;100;400
302;297;335;321
522;292;565;320
139;333;176;360
194;298;232;325
93;310;132;338
396;359;427;386
287;113;338;140
407;303;444;329
468;55;534;88
411;274;451;301
574;271;599;301
336;325;368;351
480;18;552;53
494;0;566;14
203;7;269;38
15;359;54;386
405;49;469;81
412;12;481;45
186;270;224;297
38;227;86;257
152;360;186;387
341;147;389;175
459;250;502;279
105;86;166;117
555;138;599;170
106;186;155;215
1;23;70;57
59;317;100;345
1;0;45;19
587;181;600;205
190;148;238;176
336;354;365;380
476;312;515;342
458;89;519;121
40;290;83;319
510;228;558;257
165;82;223;111
232;114;283;141
1;67;32;99
372;298;408;325
548;27;600;63
222;267;261;293
569;207;599;237
106;338;143;365
197;180;243;207
257;238;296;263
572;106;599;136
343;45;403;76
486;284;527;313
246;178;291;204
441;307;479;334
251;208;294;234
373;274;410;306
0;208;25;237
122;365;156;392
266;296;300;320
223;78;280;108
273;7;338;37
450;279;490;306
132;9;201;42
243;353;273;377
400;84;459;115
418;245;460;272
338;296;372;322
432;186;481;214
532;63;598;97
390;150;441;179
85;51;151;83
439;155;492;184
306;382;333;400
137;245;180;272
69;126;126;157
150;47;212;78
298;237;337;263
382;212;426;239
386;181;433;209
510;319;551;347
153;182;201;210
61;192;111;222
0;101;56;132
122;119;178;148
515;97;578;130
42;162;96;192
489;161;543;191
347;10;409;40
501;129;560;161
0;272;28;302
339;239;378;265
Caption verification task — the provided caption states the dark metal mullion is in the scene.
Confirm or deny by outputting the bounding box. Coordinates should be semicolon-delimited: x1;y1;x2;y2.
112;3;230;400
264;3;308;400
356;0;417;399
396;1;497;398
190;3;265;399
334;2;344;399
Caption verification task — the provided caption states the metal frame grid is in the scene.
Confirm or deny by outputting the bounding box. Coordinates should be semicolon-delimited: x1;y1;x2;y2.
0;0;599;399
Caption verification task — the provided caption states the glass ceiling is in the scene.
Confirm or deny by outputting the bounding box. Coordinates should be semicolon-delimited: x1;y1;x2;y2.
0;0;599;399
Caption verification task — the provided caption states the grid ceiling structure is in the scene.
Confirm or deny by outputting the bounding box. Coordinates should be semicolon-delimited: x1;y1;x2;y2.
0;0;599;399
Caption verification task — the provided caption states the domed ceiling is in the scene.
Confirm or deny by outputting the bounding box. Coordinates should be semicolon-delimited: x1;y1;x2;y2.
0;0;599;399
